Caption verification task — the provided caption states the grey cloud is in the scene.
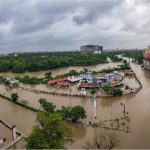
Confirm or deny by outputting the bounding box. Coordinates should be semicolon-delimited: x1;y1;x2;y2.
0;0;149;53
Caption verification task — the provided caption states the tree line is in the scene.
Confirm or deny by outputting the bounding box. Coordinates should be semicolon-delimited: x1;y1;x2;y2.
0;50;143;73
0;52;108;73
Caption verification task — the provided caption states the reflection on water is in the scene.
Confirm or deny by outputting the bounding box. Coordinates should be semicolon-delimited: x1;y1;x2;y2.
1;63;150;148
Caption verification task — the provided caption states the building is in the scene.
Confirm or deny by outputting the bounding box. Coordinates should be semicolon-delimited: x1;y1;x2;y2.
80;45;103;54
48;77;70;87
143;46;150;69
5;77;18;88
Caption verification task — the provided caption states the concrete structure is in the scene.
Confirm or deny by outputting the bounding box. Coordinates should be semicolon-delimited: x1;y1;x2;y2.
0;119;26;149
80;45;103;54
6;77;18;88
143;46;150;69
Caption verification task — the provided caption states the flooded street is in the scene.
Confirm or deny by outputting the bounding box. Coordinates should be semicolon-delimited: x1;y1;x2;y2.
1;63;150;148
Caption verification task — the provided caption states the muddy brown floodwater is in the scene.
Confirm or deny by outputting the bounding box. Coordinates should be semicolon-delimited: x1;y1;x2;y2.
1;63;150;148
0;62;122;78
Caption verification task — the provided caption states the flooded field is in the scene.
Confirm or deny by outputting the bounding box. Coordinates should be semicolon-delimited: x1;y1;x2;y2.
0;62;122;78
1;63;150;148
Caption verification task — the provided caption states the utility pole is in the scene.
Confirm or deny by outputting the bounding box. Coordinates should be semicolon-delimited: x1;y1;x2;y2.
69;85;72;107
93;95;97;124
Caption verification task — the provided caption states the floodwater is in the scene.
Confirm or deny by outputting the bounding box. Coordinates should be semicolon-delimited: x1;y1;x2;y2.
0;98;36;135
1;63;150;148
0;62;122;78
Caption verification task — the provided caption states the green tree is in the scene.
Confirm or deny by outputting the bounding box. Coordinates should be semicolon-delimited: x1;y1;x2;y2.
102;83;112;94
70;106;86;122
12;61;26;73
59;106;72;119
17;75;42;85
112;89;123;97
39;98;56;113
90;90;97;96
45;72;52;79
26;113;73;149
57;106;86;122
4;80;10;86
11;93;19;102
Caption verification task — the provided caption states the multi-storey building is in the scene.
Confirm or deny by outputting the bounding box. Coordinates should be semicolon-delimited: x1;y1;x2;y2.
80;45;103;54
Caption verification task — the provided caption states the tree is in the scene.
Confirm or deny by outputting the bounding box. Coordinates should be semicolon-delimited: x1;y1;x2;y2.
57;106;86;122
45;72;52;79
4;80;10;86
11;93;19;102
70;106;86;122
90;90;97;97
17;75;42;85
68;69;78;76
112;89;123;97
59;106;72;119
26;113;73;149
102;83;112;94
85;132;119;149
39;98;56;113
123;59;128;65
12;61;26;73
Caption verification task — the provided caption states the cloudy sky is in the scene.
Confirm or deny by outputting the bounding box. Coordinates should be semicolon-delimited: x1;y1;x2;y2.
0;0;150;53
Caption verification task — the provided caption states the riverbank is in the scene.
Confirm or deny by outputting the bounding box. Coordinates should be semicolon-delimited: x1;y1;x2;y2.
2;62;150;149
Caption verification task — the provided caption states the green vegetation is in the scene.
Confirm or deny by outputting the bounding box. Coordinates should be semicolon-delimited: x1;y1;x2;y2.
55;69;79;79
90;90;97;96
26;112;73;149
0;93;38;112
58;106;86;122
55;64;130;80
39;99;56;113
17;64;130;85
0;50;142;73
44;71;52;80
16;75;42;85
122;50;143;64
102;83;112;94
93;64;131;75
69;106;86;122
11;93;19;102
0;76;10;86
108;54;123;62
0;52;108;73
112;89;123;96
27;99;86;148
20;100;29;106
39;99;86;122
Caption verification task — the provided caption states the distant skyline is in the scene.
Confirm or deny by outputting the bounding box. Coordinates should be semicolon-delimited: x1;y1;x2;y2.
0;0;150;53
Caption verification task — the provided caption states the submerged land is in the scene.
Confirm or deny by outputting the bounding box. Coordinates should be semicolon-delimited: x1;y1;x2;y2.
0;50;149;149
